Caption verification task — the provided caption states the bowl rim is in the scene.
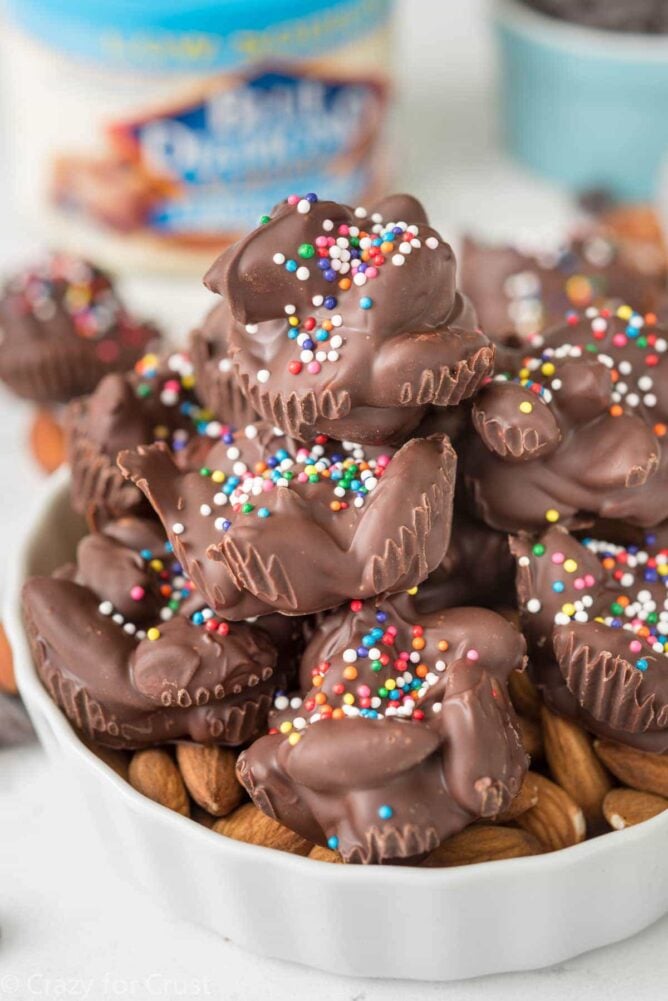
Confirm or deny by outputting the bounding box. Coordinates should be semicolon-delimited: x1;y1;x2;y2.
495;0;668;60
6;464;668;886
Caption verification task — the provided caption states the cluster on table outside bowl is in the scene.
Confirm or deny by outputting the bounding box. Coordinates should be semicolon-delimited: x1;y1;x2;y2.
6;467;668;982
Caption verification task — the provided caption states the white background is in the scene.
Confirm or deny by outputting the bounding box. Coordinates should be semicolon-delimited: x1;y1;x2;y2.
2;1;667;998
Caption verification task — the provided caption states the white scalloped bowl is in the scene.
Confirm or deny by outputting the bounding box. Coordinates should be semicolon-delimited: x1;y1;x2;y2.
6;468;668;981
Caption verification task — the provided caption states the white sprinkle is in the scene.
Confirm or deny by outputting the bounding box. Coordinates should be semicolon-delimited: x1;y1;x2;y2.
526;598;542;613
296;266;310;281
399;241;412;254
213;492;227;506
245;324;258;334
99;601;113;616
392;254;405;266
323;219;334;231
227;446;240;460
644;394;657;407
200;504;212;516
330;335;343;349
123;623;136;635
218;358;232;373
354;205;367;218
272;253;285;265
214;517;227;531
342;649;357;663
425;236;439;249
112;613;124;625
172;522;185;535
311;295;324;307
257;369;270;384
353;272;367;286
518;556;530;567
274;696;289;711
327;351;340;362
284;304;296;315
297;198;311;214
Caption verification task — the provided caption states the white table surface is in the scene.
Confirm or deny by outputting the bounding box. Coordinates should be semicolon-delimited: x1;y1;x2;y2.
1;1;667;997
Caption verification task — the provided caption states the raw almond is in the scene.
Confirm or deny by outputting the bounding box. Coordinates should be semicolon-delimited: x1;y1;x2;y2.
128;749;190;817
541;708;612;827
191;806;217;829
594;740;668;798
515;772;586;851
603;788;668;830
0;623;16;694
309;845;344;864
495;772;539;822
176;743;243;817
423;825;542;867
29;408;65;474
508;667;541;719
518;715;543;761
213;803;312;855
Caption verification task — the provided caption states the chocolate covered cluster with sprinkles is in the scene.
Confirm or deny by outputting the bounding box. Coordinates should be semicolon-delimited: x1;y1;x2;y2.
512;525;668;753
0;252;158;403
118;420;457;618
237;596;527;863
199;192;492;443
22;516;285;748
464;323;668;532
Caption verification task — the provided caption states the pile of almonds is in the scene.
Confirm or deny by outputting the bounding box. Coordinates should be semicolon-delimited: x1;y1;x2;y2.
88;665;668;866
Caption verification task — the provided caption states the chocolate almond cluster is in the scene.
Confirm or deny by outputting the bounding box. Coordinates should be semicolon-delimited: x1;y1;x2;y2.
22;192;668;865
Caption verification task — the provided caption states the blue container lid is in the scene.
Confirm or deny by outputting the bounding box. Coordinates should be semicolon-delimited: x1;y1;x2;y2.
4;0;391;72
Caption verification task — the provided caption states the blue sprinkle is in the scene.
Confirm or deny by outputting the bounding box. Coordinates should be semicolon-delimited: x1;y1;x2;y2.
552;581;565;593
636;658;649;671
285;260;297;272
324;296;337;309
327;835;339;850
258;507;271;519
323;269;336;282
305;192;318;203
376;611;387;623
140;549;152;560
378;805;393;820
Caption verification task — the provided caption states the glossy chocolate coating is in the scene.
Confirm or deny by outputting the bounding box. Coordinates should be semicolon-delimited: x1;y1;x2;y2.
237;595;527;864
512;525;668;752
0;253;158;403
190;303;260;428
202;194;491;444
465;341;668;532
460;233;666;341
118;424;457;618
22;517;282;749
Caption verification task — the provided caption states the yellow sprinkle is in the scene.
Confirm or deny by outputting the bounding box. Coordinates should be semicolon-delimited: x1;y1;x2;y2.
617;304;633;320
519;367;530;380
279;720;293;734
545;509;560;523
154;425;169;439
211;470;226;483
658;563;668;575
288;316;299;327
541;362;555;377
406;586;418;595
182;375;196;390
147;627;161;641
385;678;396;691
288;733;301;746
563;558;578;573
149;559;164;571
342;693;355;705
561;603;576;617
519;401;533;414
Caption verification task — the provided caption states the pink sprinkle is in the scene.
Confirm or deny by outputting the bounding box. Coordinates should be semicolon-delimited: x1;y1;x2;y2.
262;481;273;492
297;472;309;483
357;685;371;697
307;361;321;375
315;236;328;247
376;454;391;467
338;225;350;236
466;649;479;661
287;194;299;205
613;333;627;347
551;552;565;565
584;574;596;586
130;586;145;601
164;379;180;392
629;640;643;653
365;267;378;279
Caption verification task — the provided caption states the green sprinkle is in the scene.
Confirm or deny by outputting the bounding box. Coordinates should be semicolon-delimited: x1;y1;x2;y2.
298;243;315;259
532;543;546;556
242;503;254;514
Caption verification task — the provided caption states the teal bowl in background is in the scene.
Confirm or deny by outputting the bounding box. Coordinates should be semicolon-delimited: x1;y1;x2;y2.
495;0;668;199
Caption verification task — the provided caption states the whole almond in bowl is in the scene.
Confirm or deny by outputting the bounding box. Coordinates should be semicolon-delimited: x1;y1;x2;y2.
128;749;190;817
176;743;244;817
603;789;668;830
594;740;668;799
423;825;542;868
515;773;586;851
541;708;612;829
213;803;312;856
